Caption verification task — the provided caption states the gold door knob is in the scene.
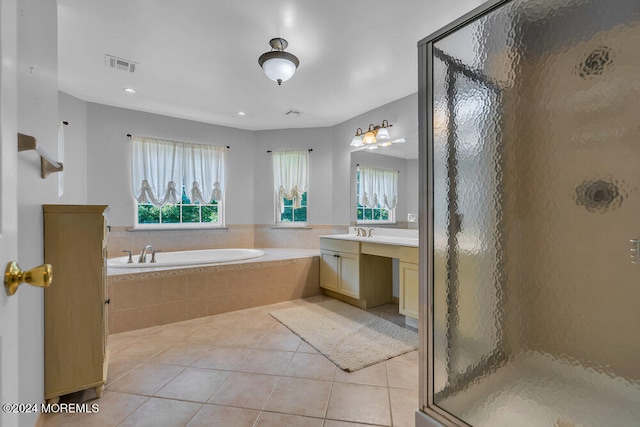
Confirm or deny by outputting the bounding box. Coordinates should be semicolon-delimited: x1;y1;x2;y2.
4;261;52;296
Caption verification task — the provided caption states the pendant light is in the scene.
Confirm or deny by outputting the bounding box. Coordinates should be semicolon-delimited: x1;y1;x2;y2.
258;38;300;85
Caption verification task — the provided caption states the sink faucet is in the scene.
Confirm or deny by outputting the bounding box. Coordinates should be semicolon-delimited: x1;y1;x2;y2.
368;228;374;237
355;227;368;237
138;245;154;263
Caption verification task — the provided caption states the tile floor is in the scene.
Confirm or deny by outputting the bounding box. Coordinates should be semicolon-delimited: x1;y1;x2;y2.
41;296;419;427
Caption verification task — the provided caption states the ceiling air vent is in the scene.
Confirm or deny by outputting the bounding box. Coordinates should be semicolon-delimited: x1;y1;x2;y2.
283;109;302;116
105;54;137;73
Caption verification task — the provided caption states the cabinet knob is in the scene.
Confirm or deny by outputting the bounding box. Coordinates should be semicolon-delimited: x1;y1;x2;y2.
104;298;111;305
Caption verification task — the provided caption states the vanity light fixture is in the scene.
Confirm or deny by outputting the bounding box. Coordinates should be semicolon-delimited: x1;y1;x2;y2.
258;38;300;86
350;120;393;147
351;128;364;147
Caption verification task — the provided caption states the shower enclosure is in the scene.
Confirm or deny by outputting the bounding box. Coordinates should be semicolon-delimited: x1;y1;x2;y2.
417;0;640;425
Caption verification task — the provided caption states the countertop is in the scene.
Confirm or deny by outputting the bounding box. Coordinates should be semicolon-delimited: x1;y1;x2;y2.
320;233;419;248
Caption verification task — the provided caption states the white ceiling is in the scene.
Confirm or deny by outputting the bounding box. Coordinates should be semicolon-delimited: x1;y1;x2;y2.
57;0;483;132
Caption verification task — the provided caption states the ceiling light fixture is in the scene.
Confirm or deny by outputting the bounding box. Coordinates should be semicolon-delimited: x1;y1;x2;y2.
123;87;136;94
237;111;246;116
350;120;393;147
258;38;299;86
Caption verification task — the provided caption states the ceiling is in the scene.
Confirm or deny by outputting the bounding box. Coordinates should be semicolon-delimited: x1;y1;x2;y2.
57;0;482;131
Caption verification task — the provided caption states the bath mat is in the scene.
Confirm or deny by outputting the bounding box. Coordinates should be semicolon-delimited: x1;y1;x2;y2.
270;299;418;372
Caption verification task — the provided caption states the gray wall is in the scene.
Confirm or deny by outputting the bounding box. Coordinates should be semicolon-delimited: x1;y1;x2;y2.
253;128;333;224
86;103;256;226
62;89;419;230
58;92;88;203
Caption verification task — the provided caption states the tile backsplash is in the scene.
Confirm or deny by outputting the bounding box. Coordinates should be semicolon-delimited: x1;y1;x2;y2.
107;224;349;257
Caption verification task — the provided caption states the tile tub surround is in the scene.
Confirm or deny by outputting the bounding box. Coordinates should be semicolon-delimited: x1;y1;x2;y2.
107;225;254;257
108;249;320;333
107;224;348;256
253;225;348;249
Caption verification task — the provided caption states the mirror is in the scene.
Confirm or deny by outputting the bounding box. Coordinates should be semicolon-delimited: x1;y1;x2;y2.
350;147;418;228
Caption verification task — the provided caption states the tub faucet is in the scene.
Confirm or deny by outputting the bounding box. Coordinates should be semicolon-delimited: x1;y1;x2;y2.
150;249;162;263
138;245;154;263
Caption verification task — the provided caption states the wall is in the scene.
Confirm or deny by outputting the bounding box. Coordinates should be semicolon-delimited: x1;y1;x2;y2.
16;0;58;425
253;127;333;224
86;102;256;226
252;127;338;248
57;92;88;203
61;94;419;253
406;159;419;225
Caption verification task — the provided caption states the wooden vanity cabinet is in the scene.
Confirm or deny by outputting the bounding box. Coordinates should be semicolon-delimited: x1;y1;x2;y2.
320;247;360;299
399;261;419;319
43;204;109;404
320;236;419;319
320;238;392;308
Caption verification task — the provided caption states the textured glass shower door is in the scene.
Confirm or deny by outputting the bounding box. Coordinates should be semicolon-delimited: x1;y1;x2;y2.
421;0;640;426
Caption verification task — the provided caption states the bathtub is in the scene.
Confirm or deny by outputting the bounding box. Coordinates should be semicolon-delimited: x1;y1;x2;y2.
107;248;265;268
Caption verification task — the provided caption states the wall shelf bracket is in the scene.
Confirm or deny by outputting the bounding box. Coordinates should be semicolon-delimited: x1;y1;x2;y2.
17;133;64;179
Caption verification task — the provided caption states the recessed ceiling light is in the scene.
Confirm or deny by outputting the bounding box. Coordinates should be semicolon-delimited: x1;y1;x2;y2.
237;111;246;116
123;87;136;94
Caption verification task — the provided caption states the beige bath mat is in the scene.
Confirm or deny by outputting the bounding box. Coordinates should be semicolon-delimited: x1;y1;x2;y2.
270;299;418;372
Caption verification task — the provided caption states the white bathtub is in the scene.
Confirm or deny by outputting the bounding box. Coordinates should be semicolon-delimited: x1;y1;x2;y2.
107;248;265;268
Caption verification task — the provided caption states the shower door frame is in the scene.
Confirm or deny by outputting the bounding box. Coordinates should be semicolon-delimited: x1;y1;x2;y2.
418;1;512;425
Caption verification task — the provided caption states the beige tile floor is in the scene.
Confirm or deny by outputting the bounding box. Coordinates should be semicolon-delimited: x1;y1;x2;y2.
41;296;419;427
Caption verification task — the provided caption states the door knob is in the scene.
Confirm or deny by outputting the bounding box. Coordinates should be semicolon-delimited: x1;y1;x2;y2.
4;261;52;296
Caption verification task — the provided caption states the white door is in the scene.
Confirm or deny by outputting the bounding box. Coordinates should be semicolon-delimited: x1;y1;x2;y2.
0;1;20;426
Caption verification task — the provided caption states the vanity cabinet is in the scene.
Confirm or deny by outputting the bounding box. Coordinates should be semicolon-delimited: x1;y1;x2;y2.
320;249;360;299
399;262;419;319
320;236;418;320
320;238;392;308
43;205;109;404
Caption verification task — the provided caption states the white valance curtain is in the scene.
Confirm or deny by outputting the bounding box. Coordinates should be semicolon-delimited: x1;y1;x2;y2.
131;136;226;207
183;143;225;204
272;150;309;213
358;165;398;209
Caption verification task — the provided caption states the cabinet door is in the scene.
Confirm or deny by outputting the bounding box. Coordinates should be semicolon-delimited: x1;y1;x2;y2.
338;252;360;299
320;250;339;291
399;262;419;319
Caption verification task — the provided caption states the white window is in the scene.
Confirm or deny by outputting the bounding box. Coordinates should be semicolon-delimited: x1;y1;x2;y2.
131;136;226;228
272;150;309;226
356;165;397;224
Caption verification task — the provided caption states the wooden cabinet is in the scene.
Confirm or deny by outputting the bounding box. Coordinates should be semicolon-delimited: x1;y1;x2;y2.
320;249;360;298
43;205;109;404
320;250;339;292
319;237;419;319
319;238;392;309
399;262;419;319
336;252;360;298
